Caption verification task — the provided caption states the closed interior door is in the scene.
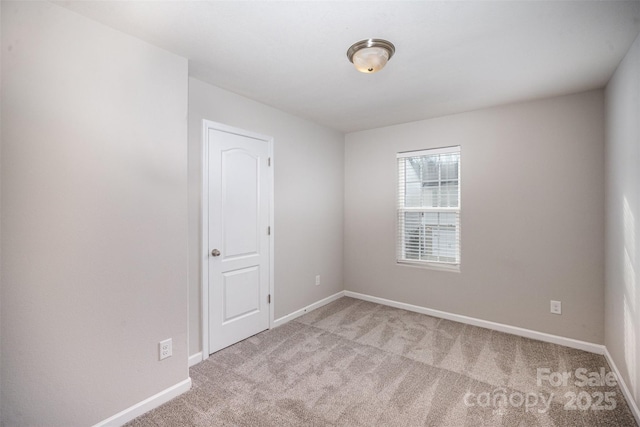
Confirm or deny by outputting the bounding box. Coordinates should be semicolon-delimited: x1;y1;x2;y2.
207;125;270;354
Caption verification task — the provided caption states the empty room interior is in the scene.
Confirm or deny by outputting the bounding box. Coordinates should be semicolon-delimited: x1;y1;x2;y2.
2;1;640;426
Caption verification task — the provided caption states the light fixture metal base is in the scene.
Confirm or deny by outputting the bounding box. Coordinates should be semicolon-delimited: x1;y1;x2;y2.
347;38;396;64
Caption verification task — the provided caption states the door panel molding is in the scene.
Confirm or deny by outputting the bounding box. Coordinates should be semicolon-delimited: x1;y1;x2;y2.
220;148;260;257
201;120;274;360
222;265;260;323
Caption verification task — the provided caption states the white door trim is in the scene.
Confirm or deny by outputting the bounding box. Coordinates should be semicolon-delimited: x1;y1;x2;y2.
201;119;274;360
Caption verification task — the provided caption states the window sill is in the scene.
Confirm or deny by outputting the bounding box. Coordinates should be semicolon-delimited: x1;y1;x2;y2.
396;260;460;273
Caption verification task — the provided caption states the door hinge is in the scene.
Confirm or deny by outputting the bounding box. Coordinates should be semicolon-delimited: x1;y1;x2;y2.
268;294;271;304
268;157;271;166
267;226;271;235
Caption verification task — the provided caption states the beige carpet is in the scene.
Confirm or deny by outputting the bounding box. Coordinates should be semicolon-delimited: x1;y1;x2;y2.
127;297;637;426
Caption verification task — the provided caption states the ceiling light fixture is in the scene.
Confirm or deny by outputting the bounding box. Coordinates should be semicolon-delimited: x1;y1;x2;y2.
347;38;395;73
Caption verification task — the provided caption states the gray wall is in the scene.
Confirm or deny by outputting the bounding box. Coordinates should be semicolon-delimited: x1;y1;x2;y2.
1;2;189;425
605;33;640;409
345;90;605;344
188;78;344;357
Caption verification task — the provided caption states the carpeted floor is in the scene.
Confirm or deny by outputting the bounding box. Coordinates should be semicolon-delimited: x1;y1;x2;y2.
127;297;637;426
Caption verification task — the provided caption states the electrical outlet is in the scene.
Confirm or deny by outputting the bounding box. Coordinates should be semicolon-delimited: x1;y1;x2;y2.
550;300;562;315
315;275;321;286
159;338;172;360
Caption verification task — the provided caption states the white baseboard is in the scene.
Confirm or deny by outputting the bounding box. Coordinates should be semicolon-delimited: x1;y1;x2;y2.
604;347;640;424
344;291;605;355
92;377;192;427
273;291;345;328
188;352;202;367
106;293;637;426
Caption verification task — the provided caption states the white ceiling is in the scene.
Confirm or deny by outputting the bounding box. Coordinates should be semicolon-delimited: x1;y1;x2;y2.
56;1;640;133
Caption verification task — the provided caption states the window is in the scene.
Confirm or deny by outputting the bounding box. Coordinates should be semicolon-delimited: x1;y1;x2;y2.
397;146;460;268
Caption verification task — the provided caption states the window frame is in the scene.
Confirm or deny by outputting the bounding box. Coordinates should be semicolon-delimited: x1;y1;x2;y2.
396;146;461;272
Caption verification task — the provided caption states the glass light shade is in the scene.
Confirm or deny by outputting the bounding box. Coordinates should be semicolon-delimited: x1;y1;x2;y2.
352;47;389;73
347;39;395;74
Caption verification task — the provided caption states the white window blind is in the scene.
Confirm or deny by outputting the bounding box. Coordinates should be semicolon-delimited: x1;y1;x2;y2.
397;146;460;267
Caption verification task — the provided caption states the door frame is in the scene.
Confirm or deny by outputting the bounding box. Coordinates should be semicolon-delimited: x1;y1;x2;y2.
201;119;274;360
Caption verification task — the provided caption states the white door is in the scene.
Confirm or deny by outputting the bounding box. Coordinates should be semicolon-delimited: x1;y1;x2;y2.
205;122;271;354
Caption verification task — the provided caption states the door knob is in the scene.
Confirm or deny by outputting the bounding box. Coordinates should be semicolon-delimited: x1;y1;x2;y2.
211;249;221;257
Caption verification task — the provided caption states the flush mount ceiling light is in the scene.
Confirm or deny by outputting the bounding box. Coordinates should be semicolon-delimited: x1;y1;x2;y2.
347;38;395;73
